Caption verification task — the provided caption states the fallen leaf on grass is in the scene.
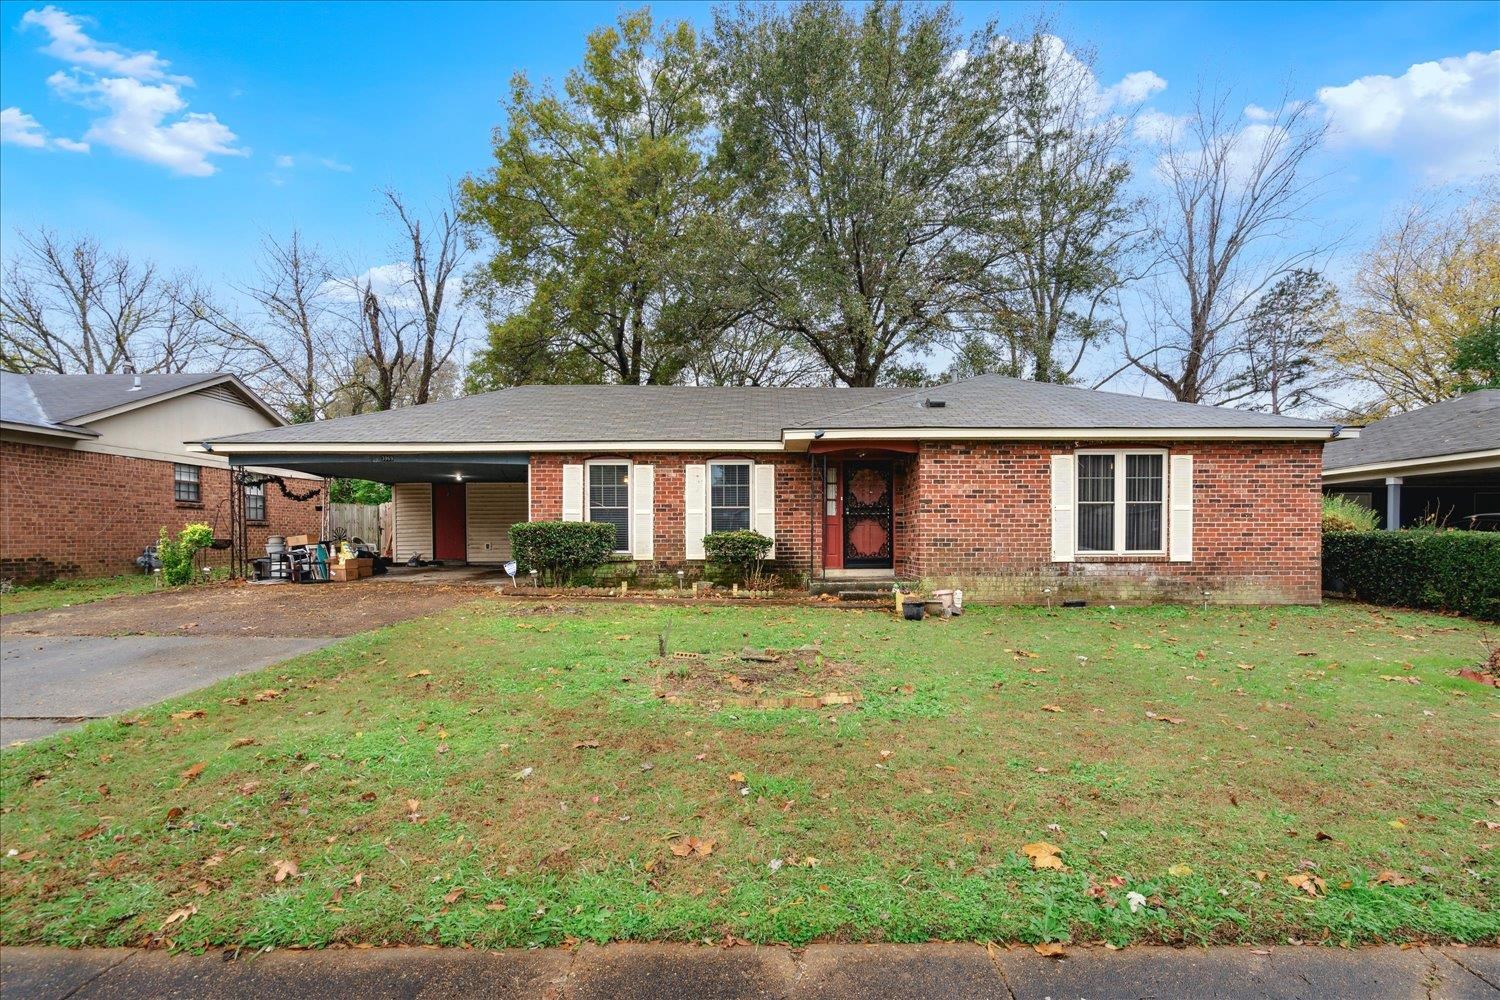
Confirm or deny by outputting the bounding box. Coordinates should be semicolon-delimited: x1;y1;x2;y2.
179;762;206;782
407;669;431;678
170;709;205;721
572;740;600;750
1380;675;1420;685
670;835;716;858
228;738;257;749
158;904;197;933
1126;891;1148;913
1022;841;1065;870
443;887;465;904
1033;942;1065;957
1040;705;1063;713
1284;872;1326;897
254;689;280;702
1167;863;1193;877
1388;819;1407;829
76;824;104;841
1373;870;1414;886
271;859;299;883
1145;712;1185;725
727;771;747;783
485;901;507;911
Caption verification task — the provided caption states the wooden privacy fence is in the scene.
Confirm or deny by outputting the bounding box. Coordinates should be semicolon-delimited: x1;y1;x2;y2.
328;502;387;549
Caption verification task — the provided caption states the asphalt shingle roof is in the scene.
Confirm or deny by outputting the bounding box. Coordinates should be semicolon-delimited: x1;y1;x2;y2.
206;375;1342;448
0;372;82;434
1324;390;1500;471
17;373;224;423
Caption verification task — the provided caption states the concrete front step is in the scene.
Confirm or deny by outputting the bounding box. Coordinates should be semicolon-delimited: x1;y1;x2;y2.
809;578;900;598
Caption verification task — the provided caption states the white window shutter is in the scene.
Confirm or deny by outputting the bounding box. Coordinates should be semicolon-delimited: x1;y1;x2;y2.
561;464;584;522
684;464;707;560
753;464;777;559
631;464;654;560
1050;454;1075;563
1169;454;1194;562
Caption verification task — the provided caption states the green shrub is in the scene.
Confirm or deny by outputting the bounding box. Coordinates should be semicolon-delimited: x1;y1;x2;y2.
1323;529;1500;620
703;530;774;585
1323;494;1378;533
157;523;214;587
509;520;616;584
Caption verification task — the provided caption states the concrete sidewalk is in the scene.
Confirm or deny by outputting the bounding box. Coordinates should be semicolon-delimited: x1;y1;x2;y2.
2;942;1496;999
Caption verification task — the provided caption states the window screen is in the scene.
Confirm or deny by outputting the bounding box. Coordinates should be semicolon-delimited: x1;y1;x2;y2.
710;463;751;533
245;482;266;522
1076;454;1115;551
174;463;201;503
1125;454;1163;551
588;464;630;551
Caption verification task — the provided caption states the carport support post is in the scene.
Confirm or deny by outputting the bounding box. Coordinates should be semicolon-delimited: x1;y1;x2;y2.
1384;477;1402;531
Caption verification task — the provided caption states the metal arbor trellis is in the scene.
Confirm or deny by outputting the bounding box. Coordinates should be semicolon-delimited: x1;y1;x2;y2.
229;469;325;580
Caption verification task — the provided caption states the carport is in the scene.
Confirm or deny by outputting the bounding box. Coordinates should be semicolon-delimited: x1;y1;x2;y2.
215;450;529;575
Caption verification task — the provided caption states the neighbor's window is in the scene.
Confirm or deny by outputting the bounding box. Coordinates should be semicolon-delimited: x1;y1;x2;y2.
174;463;201;503
709;461;751;533
1076;451;1165;554
588;462;630;551
245;482;266;522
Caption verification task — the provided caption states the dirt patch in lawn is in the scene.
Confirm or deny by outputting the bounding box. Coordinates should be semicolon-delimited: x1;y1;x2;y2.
0;580;497;638
651;645;867;709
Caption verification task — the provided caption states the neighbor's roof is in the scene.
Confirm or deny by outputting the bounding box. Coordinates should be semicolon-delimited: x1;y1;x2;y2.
0;371;96;437
2;372;284;431
203;375;1346;450
1324;390;1500;472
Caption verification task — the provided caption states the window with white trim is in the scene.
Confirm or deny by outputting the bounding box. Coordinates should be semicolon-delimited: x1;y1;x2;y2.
173;463;201;503
588;462;630;551
709;461;751;533
1076;450;1166;554
245;482;266;522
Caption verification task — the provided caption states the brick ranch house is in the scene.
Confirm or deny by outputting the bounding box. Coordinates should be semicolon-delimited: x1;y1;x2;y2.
199;375;1354;604
1;372;322;582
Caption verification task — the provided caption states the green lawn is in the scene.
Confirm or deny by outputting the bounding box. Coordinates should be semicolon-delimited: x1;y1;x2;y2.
0;574;157;617
2;600;1496;950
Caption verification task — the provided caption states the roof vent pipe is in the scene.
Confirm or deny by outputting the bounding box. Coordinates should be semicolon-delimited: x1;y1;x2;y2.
923;398;946;408
130;375;142;391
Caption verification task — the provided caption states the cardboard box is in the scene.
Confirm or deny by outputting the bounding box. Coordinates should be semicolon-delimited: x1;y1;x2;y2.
286;534;312;548
352;557;374;578
328;564;352;583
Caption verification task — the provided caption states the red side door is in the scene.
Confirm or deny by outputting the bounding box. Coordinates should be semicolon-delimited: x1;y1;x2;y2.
822;462;843;569
432;483;466;562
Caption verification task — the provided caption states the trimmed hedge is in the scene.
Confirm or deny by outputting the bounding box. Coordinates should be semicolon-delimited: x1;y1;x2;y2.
509;520;616;584
703;530;774;584
1323;529;1500;620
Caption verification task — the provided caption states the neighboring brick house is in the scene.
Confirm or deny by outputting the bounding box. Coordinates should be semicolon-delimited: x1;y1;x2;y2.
1;372;322;582
201;377;1353;604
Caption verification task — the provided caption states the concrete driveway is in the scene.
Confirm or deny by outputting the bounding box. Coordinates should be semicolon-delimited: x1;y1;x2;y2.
1;634;331;743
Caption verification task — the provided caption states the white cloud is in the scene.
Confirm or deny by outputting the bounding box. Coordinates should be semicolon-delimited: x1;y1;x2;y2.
1;104;89;152
325;263;421;309
1106;70;1167;106
1133;108;1189;144
1318;50;1500;179
48;71;244;176
1244;103;1274;122
1;107;48;148
270;153;355;182
20;5;185;83
18;5;243;176
275;154;295;168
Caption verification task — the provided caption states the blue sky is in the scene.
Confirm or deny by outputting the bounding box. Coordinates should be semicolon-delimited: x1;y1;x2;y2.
2;1;1497;378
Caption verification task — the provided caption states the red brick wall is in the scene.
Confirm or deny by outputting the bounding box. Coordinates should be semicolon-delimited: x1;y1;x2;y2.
907;440;1323;604
523;441;1321;602
528;453;821;575
0;440;323;582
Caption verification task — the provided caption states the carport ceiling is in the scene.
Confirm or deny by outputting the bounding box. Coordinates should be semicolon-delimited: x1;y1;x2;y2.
228;452;527;483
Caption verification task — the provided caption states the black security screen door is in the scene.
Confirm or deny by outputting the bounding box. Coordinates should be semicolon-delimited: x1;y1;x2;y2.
842;460;893;569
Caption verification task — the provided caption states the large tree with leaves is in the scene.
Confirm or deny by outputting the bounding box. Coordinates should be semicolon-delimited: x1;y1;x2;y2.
967;33;1142;383
710;0;1027;387
1321;183;1500;415
462;9;739;388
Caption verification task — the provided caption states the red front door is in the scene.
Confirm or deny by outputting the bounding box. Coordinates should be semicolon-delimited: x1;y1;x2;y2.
433;483;466;562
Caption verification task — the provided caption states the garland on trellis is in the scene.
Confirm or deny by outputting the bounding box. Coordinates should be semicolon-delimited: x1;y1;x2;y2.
239;472;323;503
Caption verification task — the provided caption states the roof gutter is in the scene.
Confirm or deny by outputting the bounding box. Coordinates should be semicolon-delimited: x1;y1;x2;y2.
1322;448;1500;484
